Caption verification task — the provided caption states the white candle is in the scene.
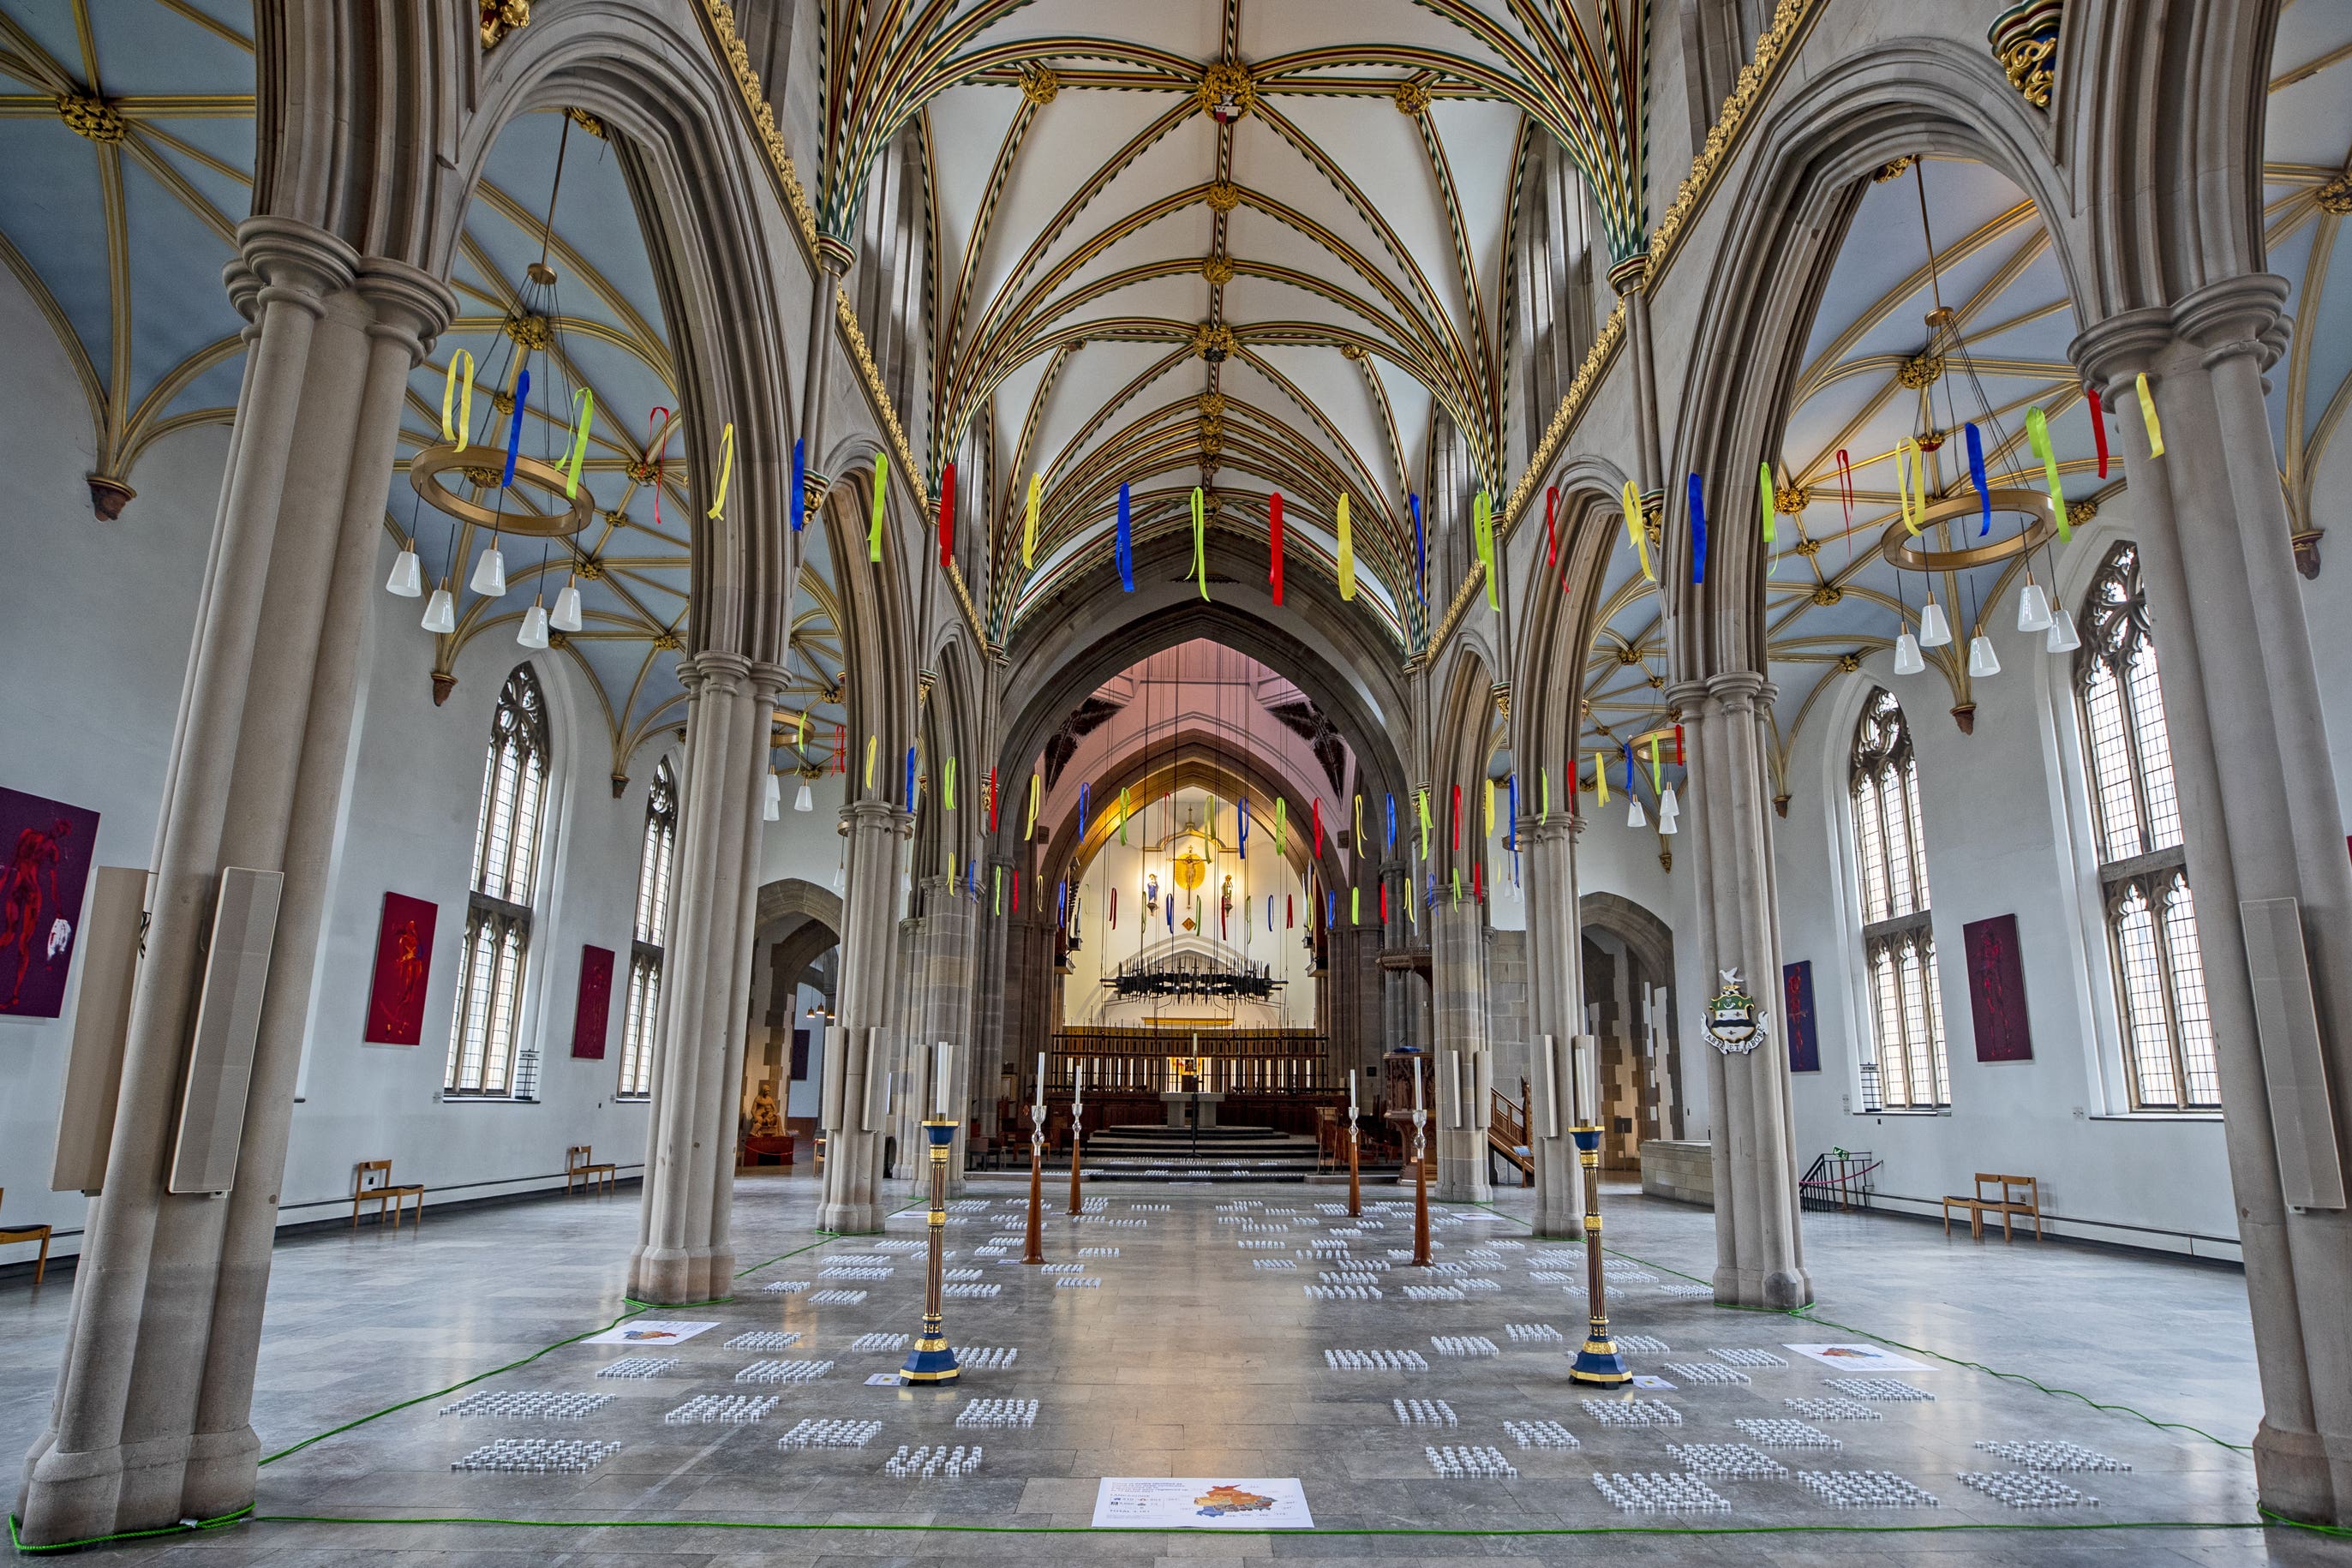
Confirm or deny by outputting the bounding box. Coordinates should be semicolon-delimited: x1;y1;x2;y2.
1349;1068;1357;1119
1034;1050;1045;1114
1412;1056;1423;1114
933;1042;951;1116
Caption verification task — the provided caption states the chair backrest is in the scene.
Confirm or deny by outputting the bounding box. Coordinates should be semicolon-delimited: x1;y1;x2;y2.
356;1159;391;1193
567;1146;591;1170
2002;1174;2038;1203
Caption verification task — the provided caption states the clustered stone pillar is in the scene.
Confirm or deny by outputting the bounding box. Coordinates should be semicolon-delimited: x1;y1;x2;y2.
1428;898;1494;1203
14;218;453;1548
817;799;911;1234
1521;815;1585;1236
625;653;783;1305
913;875;979;1194
2077;278;2352;1525
1668;671;1810;1309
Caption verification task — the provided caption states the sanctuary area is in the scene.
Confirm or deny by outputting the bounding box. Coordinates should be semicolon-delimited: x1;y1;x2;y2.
2;1;2349;1562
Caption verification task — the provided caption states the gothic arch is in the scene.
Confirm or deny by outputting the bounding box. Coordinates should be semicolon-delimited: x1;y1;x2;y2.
1511;455;1639;788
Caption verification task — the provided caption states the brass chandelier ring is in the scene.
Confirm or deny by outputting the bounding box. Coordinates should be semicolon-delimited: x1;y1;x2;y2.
1878;488;2057;572
409;441;595;538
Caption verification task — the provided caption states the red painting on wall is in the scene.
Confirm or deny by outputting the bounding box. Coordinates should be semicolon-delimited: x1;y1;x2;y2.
572;944;614;1059
1964;913;2032;1062
363;893;438;1044
0;786;101;1019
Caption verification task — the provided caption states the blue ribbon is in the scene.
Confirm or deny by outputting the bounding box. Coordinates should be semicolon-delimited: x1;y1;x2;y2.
1266;895;1274;930
1686;472;1707;585
1057;883;1067;927
1078;782;1089;839
502;368;530;488
1239;796;1249;855
790;437;805;532
1168;891;1176;931
1326;891;1337;930
1506;775;1518;851
1385;793;1397;853
1116;482;1134;590
1966;422;1992;536
1625;742;1635;795
904;746;916;809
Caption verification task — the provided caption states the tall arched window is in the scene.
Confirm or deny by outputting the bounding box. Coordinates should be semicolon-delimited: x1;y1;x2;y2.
445;665;549;1097
2075;542;2218;1109
618;758;678;1098
1850;689;1949;1109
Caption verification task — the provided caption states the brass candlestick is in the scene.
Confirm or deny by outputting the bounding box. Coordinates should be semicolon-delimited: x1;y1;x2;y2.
1566;1124;1630;1385
1410;1103;1431;1267
1023;1102;1046;1266
1066;1088;1086;1216
1347;1120;1362;1218
900;1116;961;1383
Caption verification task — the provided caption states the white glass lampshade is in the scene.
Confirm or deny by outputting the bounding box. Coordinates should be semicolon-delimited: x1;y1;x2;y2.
1658;785;1679;822
1917;598;1952;648
793;781;814;813
1627;797;1648;829
2016;582;2053;632
421;583;457;634
470;542;508;596
517;601;550;649
1658;808;1678;835
1967;633;2002;678
831;862;846;892
763;770;782;822
386;548;422;597
1892;631;1925;675
2047;607;2082;654
550;579;584;632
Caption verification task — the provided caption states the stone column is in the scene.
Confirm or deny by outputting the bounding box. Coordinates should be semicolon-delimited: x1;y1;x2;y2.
1523;816;1585;1236
913;876;979;1192
817;799;909;1234
2076;277;2352;1525
1669;671;1810;1309
625;653;778;1304
14;220;452;1547
1428;900;1494;1203
972;853;1016;1136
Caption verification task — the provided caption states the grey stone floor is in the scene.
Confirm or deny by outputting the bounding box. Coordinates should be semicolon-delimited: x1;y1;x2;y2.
3;1172;2342;1565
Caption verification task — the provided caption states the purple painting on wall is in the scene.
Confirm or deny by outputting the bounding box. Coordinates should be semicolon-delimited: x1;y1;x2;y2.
0;786;101;1019
1783;960;1820;1073
1965;913;2032;1062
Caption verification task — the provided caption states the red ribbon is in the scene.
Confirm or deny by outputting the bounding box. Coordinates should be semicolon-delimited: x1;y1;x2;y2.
1451;783;1462;851
1545;486;1559;566
1285;895;1294;929
1379;882;1389;925
937;460;956;568
1269;492;1284;607
1472;859;1481;903
2088;386;2110;478
988;766;999;832
1312;798;1323;856
831;725;846;775
1109;888;1116;928
1675;723;1685;766
1012;872;1020;914
646;408;674;527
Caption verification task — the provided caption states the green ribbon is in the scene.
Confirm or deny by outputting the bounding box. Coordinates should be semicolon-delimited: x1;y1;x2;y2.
2027;405;2069;542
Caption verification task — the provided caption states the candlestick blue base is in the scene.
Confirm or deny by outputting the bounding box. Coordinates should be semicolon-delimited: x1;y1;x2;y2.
901;1334;961;1383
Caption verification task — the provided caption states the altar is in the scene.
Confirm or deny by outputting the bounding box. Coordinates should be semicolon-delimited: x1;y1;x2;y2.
1161;1091;1224;1129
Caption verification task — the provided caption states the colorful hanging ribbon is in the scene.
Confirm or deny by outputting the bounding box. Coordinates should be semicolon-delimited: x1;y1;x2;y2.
1545;486;1559;566
1352;794;1363;855
646;408;674;527
1415;788;1433;858
904;745;917;809
2135;373;2165;457
1110;888;1117;929
1451;783;1462;851
1274;797;1288;855
944;757;956;811
868;451;887;561
1758;462;1777;575
987;767;999;831
1410;492;1425;602
863;734;877;791
1539;768;1550;822
1077;782;1089;839
2087;386;2110;478
1025;773;1039;838
1023;473;1041;567
1116;482;1134;590
1240;796;1249;855
2026;405;2069;542
1594;751;1610;805
1326;891;1337;931
1269;491;1285;607
1506;774;1518;849
1965;422;1992;537
707;419;733;520
1686;472;1708;586
1118;787;1129;845
1482;777;1494;837
993;866;1002;915
564;389;593;498
1835;449;1853;522
1895;437;1925;536
1189;486;1209;600
1621;480;1655;581
503;368;530;488
1337;493;1356;600
789;436;805;532
1312;798;1324;856
442;350;474;450
937;461;956;567
1385;793;1397;853
1475;489;1499;609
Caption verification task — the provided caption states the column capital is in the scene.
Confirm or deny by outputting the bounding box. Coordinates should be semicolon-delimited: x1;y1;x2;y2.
2068;306;2174;395
1521;814;1583;845
225;215;358;324
679;648;753;697
2175;272;2291;373
748;659;792;707
840;799;913;838
355;257;458;366
1661;678;1709;711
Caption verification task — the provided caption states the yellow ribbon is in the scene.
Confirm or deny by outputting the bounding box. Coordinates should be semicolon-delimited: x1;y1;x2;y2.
1023;472;1041;568
1649;735;1661;791
1119;787;1129;845
1594;751;1610;805
2026;405;2069;542
1275;797;1288;855
1415;787;1433;858
869;452;888;562
863;734;877;790
1026;774;1039;838
1540;769;1550;822
1351;887;1361;925
1353;794;1363;854
564;388;594;499
1895;437;1924;536
1483;777;1494;836
1337;494;1356;599
1621;480;1655;581
1189;486;1208;601
2135;372;2165;457
708;422;734;520
1758;462;1777;577
944;757;956;811
441;350;474;451
1475;489;1499;609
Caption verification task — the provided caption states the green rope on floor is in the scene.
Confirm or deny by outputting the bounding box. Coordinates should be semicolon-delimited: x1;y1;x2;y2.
1450;1198;2258;1456
7;1505;250;1555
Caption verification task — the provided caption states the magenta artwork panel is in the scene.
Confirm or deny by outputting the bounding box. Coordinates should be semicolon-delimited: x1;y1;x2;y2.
572;944;614;1059
364;893;438;1044
1964;913;2032;1062
0;786;101;1019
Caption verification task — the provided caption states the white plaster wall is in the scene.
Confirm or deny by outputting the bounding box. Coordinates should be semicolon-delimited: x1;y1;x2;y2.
1771;496;2239;1259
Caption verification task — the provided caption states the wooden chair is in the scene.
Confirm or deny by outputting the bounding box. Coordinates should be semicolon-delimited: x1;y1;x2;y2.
350;1161;425;1230
566;1146;618;1195
0;1188;55;1285
1942;1173;2044;1242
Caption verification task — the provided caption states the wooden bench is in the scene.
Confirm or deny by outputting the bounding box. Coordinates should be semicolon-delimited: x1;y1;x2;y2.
350;1161;425;1230
1942;1173;2043;1242
566;1146;619;1195
0;1188;55;1284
